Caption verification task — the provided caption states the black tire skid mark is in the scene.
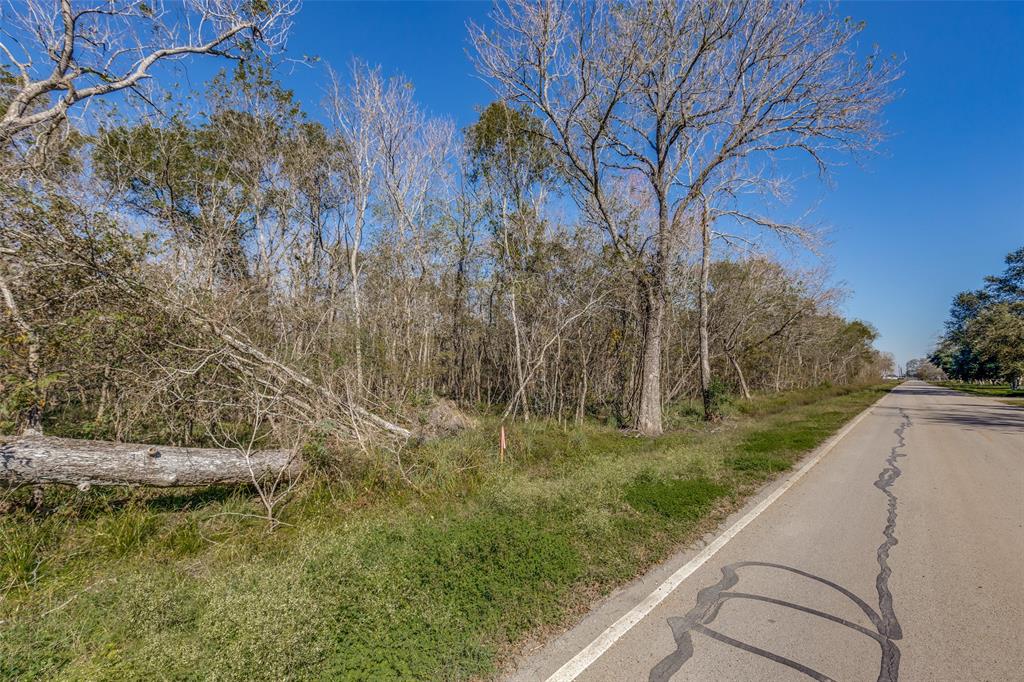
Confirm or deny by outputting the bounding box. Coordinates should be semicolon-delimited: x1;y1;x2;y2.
650;408;912;682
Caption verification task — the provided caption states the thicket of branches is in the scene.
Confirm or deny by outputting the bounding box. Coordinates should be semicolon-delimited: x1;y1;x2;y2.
1;0;895;458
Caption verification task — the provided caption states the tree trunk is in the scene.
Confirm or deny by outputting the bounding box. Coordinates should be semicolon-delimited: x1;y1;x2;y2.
636;170;673;437
775;351;783;393
349;211;365;393
0;267;42;433
502;206;530;421
636;279;664;436
698;213;716;420
576;362;589;426
0;435;300;488
728;353;751;399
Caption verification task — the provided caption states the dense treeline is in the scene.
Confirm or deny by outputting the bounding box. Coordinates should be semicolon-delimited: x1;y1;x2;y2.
930;248;1024;388
1;1;894;458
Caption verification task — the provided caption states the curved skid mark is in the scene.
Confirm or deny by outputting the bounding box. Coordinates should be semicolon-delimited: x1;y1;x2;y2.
727;560;885;630
650;408;912;682
694;625;836;682
718;592;885;642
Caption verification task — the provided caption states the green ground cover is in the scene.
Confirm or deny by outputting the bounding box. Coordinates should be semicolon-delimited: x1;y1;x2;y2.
933;381;1024;406
0;382;894;681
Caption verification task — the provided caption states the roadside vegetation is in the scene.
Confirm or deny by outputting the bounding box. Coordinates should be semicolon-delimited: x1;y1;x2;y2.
2;1;897;456
1;382;892;680
923;248;1024;388
932;381;1024;407
2;2;901;679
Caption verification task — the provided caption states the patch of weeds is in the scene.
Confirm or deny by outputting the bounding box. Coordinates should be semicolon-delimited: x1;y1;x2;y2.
0;521;53;588
416;514;580;627
95;505;160;557
726;453;791;474
734;382;879;417
0;383;895;681
300;425;336;475
319;513;582;680
935;381;1024;399
664;400;704;429
161;516;204;556
0;618;76;680
704;379;733;418
738;419;830;455
624;474;730;519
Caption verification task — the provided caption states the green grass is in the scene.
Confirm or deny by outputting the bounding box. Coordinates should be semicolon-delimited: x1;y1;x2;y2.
624;475;730;519
933;381;1024;405
725;453;791;474
0;382;894;681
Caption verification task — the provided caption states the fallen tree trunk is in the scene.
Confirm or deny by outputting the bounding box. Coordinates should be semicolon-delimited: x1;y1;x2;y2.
0;435;301;488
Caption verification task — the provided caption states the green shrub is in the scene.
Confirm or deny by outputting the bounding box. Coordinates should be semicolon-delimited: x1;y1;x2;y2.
624;475;730;519
703;378;733;418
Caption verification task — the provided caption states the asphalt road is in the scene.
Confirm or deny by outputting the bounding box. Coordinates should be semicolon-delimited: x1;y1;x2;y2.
510;381;1024;682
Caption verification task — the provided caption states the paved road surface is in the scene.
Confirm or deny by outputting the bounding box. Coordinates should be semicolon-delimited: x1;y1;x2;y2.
510;381;1024;681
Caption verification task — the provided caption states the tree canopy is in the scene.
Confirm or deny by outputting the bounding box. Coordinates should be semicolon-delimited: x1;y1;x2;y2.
931;248;1024;387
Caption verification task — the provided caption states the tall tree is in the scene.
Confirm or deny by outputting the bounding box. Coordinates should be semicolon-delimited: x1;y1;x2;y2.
932;247;1024;386
324;61;388;391
467;101;558;418
472;0;898;432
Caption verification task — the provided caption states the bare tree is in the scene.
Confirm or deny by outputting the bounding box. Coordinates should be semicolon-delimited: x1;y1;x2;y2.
372;84;454;395
0;0;297;436
472;0;898;431
0;0;297;156
323;61;408;393
710;258;830;399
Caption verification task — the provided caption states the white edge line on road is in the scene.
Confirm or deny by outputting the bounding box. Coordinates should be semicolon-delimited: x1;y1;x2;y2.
545;397;884;682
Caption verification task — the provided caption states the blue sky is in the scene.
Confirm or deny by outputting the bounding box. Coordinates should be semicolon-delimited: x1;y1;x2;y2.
265;2;1022;368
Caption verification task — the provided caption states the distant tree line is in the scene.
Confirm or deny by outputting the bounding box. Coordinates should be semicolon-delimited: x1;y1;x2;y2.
930;248;1024;388
905;358;945;381
1;0;897;459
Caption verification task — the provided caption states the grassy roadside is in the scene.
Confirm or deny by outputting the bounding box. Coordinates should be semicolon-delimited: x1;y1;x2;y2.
931;381;1024;406
1;382;894;680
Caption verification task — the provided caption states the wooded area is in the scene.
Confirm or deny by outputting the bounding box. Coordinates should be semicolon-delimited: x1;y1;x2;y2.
929;248;1024;387
1;0;898;489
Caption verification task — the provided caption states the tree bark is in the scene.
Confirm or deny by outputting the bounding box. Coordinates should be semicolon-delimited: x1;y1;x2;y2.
0;435;300;488
699;212;716;419
349;210;365;393
636;279;665;436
